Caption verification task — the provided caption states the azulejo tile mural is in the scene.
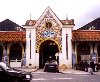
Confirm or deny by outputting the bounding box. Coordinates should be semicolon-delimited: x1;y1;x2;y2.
36;10;62;53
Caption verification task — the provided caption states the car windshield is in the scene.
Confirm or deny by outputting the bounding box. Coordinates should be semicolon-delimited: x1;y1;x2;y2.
46;60;58;64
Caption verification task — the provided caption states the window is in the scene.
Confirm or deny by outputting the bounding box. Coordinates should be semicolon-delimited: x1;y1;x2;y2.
46;22;52;28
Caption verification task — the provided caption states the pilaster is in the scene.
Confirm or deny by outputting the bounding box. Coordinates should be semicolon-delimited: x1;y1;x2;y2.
60;27;67;65
61;25;74;68
23;26;36;67
31;28;36;67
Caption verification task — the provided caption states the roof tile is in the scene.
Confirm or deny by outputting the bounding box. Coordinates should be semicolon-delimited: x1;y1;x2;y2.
0;32;26;42
72;30;100;41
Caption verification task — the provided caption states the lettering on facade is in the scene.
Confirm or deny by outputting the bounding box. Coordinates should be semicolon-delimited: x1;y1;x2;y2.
43;30;55;38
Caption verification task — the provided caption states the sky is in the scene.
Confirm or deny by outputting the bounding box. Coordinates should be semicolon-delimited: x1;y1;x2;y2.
0;0;100;29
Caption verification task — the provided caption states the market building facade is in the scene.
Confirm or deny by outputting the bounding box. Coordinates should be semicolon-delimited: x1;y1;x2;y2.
0;7;100;68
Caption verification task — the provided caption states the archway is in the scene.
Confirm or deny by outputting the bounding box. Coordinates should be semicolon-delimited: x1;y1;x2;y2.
9;43;22;67
97;45;100;62
39;40;59;68
0;45;3;61
77;43;90;62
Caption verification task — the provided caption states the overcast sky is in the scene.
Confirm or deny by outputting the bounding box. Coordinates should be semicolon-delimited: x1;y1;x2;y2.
0;0;100;29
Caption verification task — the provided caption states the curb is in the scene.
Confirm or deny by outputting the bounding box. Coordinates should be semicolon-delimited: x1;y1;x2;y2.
13;67;39;72
59;69;100;75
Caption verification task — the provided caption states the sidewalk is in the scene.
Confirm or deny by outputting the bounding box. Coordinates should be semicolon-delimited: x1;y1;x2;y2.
60;69;88;74
60;69;100;75
15;67;100;75
14;67;38;72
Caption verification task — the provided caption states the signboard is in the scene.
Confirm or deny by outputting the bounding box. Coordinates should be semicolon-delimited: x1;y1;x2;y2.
43;31;55;38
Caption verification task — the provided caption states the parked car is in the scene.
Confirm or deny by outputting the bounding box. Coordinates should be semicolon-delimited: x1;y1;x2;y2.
97;63;100;70
74;60;99;72
94;63;99;72
44;60;59;72
74;60;89;71
0;62;32;82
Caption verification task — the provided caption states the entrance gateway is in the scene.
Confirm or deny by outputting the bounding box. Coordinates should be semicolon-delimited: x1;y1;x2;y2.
39;40;59;68
24;7;74;68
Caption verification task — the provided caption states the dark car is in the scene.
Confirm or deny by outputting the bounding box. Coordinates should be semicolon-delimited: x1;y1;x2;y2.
74;60;99;72
74;60;89;71
93;63;99;72
0;62;32;82
96;63;100;70
44;60;59;72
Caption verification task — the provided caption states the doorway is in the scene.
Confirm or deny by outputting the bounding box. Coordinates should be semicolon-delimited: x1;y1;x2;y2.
39;40;59;68
77;43;90;62
9;43;22;67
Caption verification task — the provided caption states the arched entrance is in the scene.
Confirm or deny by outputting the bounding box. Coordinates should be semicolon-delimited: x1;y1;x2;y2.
9;43;22;67
0;45;3;61
39;40;59;68
77;43;90;62
97;45;100;62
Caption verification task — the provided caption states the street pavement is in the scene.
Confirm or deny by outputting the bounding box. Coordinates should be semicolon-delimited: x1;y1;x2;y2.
31;71;100;82
15;68;100;82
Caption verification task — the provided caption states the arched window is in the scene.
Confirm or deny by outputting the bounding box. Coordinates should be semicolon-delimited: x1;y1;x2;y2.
46;22;52;28
77;43;90;62
10;43;22;60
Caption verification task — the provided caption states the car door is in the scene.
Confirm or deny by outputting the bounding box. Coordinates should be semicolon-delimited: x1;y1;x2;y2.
0;66;9;81
0;66;5;80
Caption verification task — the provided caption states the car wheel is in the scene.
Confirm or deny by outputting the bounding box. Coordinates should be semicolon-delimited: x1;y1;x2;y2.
56;70;59;73
84;68;88;72
74;66;78;70
24;81;30;82
11;78;21;82
44;70;46;72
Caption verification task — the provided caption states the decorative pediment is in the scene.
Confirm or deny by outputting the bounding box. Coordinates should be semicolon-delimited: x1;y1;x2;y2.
35;6;62;27
35;7;62;53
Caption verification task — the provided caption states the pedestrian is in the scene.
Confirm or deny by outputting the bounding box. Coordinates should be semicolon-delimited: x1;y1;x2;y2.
88;60;95;74
90;60;95;72
88;67;93;74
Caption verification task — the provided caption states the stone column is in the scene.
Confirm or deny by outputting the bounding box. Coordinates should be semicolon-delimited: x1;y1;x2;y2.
22;43;26;67
72;43;76;67
3;43;9;66
75;43;78;63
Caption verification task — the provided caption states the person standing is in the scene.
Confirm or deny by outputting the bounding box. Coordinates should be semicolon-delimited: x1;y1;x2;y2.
88;60;95;74
90;60;95;72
